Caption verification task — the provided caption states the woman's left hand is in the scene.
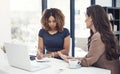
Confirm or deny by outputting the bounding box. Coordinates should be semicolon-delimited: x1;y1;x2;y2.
43;53;52;58
58;51;73;62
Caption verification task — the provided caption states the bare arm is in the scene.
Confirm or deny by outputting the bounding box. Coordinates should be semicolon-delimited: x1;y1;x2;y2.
38;37;44;52
53;35;70;57
36;37;44;59
37;35;70;58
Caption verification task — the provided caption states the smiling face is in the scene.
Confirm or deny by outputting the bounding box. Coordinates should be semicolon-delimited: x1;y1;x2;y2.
48;16;57;30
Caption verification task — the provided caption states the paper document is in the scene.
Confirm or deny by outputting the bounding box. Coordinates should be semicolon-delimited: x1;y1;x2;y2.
36;57;50;62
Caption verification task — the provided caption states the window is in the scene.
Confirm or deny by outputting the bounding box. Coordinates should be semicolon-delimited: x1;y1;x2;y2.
48;0;70;30
10;0;42;47
75;0;90;57
96;0;112;7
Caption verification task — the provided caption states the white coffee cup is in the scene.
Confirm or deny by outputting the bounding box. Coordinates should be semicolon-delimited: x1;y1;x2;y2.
68;59;79;68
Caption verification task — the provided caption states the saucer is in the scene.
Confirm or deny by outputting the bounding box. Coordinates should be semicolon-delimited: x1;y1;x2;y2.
68;65;81;69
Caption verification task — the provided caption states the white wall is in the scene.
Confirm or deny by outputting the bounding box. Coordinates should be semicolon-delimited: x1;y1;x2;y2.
0;0;11;47
10;0;41;11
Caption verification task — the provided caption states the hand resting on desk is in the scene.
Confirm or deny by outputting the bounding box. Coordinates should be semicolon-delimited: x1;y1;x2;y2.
58;51;73;62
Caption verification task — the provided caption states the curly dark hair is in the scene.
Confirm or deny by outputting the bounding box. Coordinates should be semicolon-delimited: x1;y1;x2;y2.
87;5;119;60
41;8;65;32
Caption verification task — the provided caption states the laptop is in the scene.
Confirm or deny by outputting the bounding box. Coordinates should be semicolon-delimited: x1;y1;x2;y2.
4;43;50;72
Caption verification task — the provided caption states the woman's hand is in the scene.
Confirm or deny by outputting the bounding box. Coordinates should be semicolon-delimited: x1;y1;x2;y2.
36;50;44;59
58;51;73;62
43;53;53;58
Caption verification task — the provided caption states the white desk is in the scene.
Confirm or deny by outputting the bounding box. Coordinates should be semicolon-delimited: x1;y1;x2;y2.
0;51;111;74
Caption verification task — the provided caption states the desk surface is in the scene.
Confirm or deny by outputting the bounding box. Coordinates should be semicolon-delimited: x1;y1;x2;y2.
0;51;111;74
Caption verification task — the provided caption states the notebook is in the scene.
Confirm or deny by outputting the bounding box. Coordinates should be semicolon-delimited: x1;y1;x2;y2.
4;43;50;71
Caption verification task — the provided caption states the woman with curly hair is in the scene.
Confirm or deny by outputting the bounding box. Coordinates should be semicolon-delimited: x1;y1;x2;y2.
37;8;70;59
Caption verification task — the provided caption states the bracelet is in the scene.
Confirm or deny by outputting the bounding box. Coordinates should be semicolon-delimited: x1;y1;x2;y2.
37;49;43;53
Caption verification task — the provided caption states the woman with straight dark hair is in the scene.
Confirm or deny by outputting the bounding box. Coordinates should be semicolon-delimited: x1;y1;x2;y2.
58;5;120;74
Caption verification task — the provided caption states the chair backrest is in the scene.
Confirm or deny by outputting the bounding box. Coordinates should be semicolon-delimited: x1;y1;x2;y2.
69;38;72;56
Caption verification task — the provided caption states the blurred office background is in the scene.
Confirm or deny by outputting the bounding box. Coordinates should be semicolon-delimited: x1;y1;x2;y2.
0;0;120;56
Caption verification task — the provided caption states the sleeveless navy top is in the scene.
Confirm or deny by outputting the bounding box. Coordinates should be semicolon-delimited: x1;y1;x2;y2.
38;28;70;52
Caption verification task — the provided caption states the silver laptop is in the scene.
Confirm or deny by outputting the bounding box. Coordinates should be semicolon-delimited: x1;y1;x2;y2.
4;43;50;71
